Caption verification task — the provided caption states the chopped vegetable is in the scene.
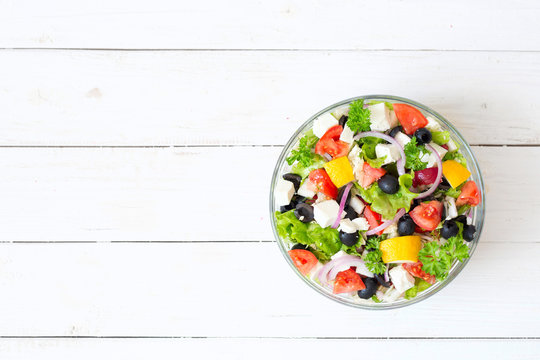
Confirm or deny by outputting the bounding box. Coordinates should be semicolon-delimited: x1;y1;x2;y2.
363;236;387;274
404;137;428;170
286;130;319;167
323;156;355;188
431;130;450;145
346;99;371;133
442;159;471;188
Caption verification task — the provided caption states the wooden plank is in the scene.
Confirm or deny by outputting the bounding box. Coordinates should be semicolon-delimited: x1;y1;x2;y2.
0;242;537;337
0;50;539;146
0;338;538;359
0;146;534;243
1;1;539;50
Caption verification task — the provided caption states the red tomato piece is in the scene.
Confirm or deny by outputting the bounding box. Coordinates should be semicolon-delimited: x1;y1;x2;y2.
402;262;436;284
412;167;440;187
393;103;429;135
361;162;386;188
315;125;349;159
441;144;449;150
288;249;318;276
308;168;338;199
363;205;384;235
333;268;366;294
456;181;481;207
409;200;443;231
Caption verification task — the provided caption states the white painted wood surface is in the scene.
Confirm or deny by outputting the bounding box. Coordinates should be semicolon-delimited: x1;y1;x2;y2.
0;0;538;358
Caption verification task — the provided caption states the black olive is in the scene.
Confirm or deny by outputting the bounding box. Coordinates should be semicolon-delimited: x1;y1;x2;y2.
358;277;379;299
414;128;432;145
440;177;451;188
374;273;391;288
337;186;352;206
291;195;306;206
294;203;314;223
398;214;415;236
454;215;467;225
378;174;399;194
279;204;294;213
389;126;404;137
339;230;359;247
282;173;302;192
463;224;476;241
343;205;357;220
291;243;309;250
338;115;348;127
441;220;459;239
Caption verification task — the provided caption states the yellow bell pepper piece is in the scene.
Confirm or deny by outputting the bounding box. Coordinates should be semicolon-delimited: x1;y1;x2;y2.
379;236;422;264
323;156;355;188
442;160;471;188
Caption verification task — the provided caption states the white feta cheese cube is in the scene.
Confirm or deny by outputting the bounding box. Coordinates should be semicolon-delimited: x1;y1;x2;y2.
313;113;339;138
313;200;340;228
383;223;399;238
349;196;365;215
444;196;458;221
348;145;364;182
338;218;357;234
375;143;400;165
394;131;411;148
352;217;370;231
332;105;349;120
389;266;415;293
339;123;355;144
331;250;348;260
274;179;295;206
388;109;399;128
425;142;448;167
425;116;442;132
367;103;393;132
297;179;316;198
447;139;458;152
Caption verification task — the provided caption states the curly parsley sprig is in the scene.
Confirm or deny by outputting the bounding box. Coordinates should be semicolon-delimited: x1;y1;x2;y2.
363;236;386;275
347;99;371;133
286;131;318;167
404;137;429;170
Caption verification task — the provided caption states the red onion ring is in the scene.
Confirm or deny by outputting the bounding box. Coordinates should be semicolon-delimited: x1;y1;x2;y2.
317;254;374;286
332;182;353;229
365;208;406;236
328;256;374;279
353;131;405;176
414;144;442;199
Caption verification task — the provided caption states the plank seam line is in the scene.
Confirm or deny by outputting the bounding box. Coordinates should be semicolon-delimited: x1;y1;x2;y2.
2;241;537;244
0;144;537;148
0;336;538;340
1;48;540;53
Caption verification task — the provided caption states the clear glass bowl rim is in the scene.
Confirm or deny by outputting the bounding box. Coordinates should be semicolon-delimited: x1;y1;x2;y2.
269;94;485;310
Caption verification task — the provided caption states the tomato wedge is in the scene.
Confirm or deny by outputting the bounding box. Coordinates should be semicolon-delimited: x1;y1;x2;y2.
308;168;338;199
288;249;318;276
402;262;436;284
361;162;386;188
393;103;429;135
333;268;366;294
456;181;481;207
363;205;384;235
315;125;349;159
409;200;443;231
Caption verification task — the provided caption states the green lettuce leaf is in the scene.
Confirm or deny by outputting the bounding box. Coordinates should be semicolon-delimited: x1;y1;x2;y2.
291;155;326;179
404;278;432;300
431;131;450;145
274;211;341;261
356;136;387;168
443;150;467;167
354;173;419;219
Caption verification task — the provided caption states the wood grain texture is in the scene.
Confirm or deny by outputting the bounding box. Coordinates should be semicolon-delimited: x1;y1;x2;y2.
0;242;538;337
0;338;538;360
0;50;539;146
0;146;534;243
1;1;539;50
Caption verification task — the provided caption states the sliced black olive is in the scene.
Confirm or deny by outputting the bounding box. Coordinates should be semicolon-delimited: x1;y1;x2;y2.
294;203;314;223
358;277;379;299
463;224;476;241
282;173;302;192
389;126;404;137
343;205;357;220
339;230;359;247
374;273;391;288
398;214;415;236
414;128;432;145
279;204;294;213
454;215;467;225
378;174;399;194
291;243;309;250
441;219;459;239
338;115;348;127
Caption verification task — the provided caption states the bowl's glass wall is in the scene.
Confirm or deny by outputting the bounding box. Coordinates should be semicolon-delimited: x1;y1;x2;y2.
269;95;485;310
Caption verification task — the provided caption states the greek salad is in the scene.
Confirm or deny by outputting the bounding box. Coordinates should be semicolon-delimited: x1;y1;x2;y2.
274;100;481;303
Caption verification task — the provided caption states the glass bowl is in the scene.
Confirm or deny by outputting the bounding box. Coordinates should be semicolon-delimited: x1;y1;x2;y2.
269;95;485;309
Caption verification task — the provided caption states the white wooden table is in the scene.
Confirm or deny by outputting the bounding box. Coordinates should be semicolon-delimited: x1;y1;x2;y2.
0;1;539;358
